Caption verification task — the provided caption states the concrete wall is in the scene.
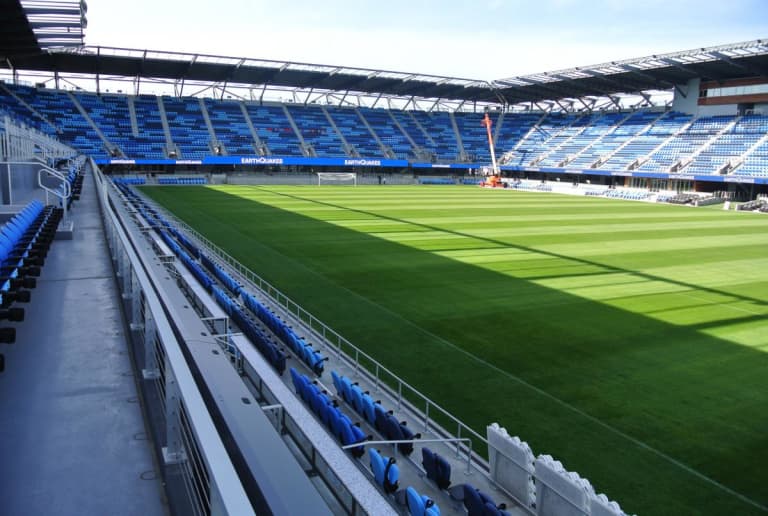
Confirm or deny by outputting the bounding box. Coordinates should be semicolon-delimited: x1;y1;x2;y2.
698;104;739;117
672;78;700;115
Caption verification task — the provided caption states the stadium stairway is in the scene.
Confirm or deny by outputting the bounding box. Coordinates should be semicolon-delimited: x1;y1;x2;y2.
0;169;167;515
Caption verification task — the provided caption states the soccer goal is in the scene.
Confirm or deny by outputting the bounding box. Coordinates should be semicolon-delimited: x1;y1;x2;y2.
317;172;357;186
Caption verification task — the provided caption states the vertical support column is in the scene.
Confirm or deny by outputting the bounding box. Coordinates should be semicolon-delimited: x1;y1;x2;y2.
129;272;141;324
142;310;160;380
163;360;187;465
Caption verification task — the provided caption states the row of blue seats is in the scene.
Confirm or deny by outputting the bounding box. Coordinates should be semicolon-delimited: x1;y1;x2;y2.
584;189;609;197
157;177;207;185
293;368;446;515
331;367;511;516
113;180;510;515
115;177;146;185
154;225;289;375
419;178;455;185
183;231;330;377
331;371;420;456
113;181;292;376
291;369;445;516
135;181;510;515
290;367;370;457
116;181;318;378
459;484;511;516
0;200;63;369
158;230;215;290
55;161;84;209
242;291;328;376
199;248;327;377
605;190;649;201
423;446;510;515
210;285;287;375
201;254;242;297
511;182;552;192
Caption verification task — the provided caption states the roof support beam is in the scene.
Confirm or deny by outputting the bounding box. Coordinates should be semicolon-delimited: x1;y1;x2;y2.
658;57;714;81
552;73;614;98
259;83;268;103
577;97;594;112
554;99;571;112
620;64;669;88
710;50;768;77
371;92;383;109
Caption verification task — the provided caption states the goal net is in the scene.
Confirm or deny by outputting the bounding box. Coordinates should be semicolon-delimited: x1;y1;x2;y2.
317;172;357;186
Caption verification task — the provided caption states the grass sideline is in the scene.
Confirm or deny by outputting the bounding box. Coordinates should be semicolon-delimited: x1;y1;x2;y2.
142;184;768;516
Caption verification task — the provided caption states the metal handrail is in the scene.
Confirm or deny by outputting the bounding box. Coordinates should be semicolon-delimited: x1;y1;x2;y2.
93;163;255;515
37;164;71;219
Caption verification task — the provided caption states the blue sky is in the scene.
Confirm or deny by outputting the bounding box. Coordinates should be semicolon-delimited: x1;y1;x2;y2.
86;0;768;80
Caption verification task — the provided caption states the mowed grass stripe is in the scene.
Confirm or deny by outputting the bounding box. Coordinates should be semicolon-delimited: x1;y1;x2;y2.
142;185;768;515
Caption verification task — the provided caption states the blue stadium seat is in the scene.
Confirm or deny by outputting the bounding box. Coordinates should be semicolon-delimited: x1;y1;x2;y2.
422;447;451;490
368;448;399;494
406;486;440;516
462;484;509;516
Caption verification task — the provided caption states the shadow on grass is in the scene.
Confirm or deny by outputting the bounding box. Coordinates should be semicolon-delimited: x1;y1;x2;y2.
142;185;768;516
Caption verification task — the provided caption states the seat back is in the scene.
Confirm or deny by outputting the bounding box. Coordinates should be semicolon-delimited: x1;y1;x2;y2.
464;484;485;516
340;375;355;404
398;421;418;456
374;404;389;432
422;447;438;484
407;487;426;516
383;414;404;442
289;368;302;394
434;452;452;489
350;384;365;414
331;371;343;397
369;448;386;485
361;393;376;425
328;406;343;439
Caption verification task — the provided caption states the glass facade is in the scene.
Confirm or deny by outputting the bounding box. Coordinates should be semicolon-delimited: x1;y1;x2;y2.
701;83;768;98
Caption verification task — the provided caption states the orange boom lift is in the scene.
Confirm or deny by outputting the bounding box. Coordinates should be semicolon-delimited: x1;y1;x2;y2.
480;110;503;187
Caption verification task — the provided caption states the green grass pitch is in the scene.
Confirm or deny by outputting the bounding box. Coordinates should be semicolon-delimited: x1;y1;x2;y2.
141;184;768;516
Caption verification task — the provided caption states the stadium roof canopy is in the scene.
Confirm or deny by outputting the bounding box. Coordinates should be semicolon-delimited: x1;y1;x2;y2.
1;14;766;111
494;39;768;109
0;0;87;57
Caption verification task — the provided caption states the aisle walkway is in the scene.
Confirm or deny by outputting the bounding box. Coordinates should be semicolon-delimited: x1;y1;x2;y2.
0;169;167;516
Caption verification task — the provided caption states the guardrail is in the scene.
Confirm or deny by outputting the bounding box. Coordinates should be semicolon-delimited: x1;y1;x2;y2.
93;161;254;516
142;197;490;456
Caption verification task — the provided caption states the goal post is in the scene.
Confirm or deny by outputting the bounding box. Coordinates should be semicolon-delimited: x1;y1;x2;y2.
317;172;357;186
